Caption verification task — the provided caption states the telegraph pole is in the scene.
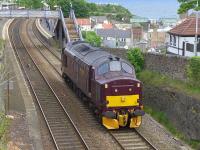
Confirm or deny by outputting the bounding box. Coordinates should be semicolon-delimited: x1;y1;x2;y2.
194;0;199;56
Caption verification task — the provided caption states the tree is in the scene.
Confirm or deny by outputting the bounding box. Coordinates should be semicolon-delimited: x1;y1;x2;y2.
127;48;144;73
82;31;102;47
16;0;42;8
49;0;89;17
178;0;200;14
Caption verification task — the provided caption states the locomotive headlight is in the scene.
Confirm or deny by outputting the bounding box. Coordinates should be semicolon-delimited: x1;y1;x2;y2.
105;84;108;89
137;83;141;87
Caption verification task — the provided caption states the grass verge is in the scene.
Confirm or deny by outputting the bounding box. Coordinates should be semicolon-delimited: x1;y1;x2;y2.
138;70;200;99
0;113;11;150
144;106;200;149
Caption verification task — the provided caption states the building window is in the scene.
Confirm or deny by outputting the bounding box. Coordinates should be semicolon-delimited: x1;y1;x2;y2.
170;35;173;45
173;36;176;46
198;44;200;52
186;43;194;52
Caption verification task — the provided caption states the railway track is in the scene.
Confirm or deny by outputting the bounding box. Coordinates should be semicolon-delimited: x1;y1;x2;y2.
31;20;158;150
9;19;89;150
110;129;157;150
33;20;61;60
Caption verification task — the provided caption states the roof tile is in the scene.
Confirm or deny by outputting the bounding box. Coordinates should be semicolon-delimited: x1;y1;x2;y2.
169;17;200;36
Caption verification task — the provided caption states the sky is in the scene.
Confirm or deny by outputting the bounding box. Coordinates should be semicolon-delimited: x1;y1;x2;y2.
87;0;180;19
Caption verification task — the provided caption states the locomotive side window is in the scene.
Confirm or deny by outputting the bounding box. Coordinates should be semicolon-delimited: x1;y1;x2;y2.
98;63;109;75
122;62;133;74
110;61;121;71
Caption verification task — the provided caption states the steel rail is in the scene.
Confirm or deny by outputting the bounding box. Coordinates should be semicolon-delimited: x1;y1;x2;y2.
9;19;89;150
110;129;158;150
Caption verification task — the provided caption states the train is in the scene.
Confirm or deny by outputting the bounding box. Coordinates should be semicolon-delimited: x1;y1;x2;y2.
61;41;145;129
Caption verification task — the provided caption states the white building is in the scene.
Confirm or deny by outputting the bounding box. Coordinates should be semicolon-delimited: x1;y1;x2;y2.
96;28;133;49
167;17;200;57
76;18;92;31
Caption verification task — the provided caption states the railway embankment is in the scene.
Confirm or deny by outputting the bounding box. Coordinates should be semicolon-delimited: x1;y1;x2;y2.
104;48;200;149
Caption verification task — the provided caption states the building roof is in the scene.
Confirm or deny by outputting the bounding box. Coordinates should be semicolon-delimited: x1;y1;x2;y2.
169;17;200;36
102;23;113;29
90;16;107;23
96;29;131;38
77;18;91;26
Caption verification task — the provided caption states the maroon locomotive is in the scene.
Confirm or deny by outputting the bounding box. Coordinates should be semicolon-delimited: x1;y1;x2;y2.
61;41;145;129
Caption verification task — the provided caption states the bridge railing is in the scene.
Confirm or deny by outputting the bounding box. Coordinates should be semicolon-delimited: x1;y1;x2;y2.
69;9;83;40
59;8;70;43
0;9;60;18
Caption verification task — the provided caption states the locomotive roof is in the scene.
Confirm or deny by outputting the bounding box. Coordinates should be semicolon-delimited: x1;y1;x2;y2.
65;41;127;67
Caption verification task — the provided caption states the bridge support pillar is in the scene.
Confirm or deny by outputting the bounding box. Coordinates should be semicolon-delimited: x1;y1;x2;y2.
58;20;63;49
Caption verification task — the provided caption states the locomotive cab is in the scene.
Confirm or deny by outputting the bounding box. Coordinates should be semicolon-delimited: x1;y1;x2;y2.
93;57;145;129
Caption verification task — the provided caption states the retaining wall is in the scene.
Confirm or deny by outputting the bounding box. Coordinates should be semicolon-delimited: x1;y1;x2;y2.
143;53;189;81
143;85;200;140
103;48;189;81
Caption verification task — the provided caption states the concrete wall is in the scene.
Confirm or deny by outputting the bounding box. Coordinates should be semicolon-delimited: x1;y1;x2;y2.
143;85;200;140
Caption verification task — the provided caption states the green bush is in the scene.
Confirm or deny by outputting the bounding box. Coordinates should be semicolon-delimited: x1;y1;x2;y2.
0;113;10;149
82;31;102;47
127;48;144;73
187;57;200;87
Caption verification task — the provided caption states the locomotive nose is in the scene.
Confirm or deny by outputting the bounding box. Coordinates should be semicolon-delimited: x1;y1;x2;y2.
101;79;144;129
104;79;142;108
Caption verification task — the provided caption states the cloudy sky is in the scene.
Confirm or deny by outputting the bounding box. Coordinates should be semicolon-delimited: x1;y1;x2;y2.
88;0;180;19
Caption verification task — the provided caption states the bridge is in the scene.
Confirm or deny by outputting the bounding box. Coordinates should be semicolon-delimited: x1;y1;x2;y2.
0;9;60;18
0;8;83;48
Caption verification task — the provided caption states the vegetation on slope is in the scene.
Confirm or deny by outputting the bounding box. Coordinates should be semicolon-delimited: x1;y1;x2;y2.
145;106;200;149
187;57;200;88
87;3;132;22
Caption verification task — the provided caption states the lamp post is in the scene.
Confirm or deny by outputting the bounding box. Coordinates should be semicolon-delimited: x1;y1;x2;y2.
194;0;199;56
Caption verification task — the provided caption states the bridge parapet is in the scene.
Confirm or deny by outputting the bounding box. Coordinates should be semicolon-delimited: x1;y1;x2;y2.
0;10;60;18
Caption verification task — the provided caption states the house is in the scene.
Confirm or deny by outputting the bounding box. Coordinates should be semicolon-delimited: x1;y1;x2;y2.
167;17;200;57
90;16;109;29
96;28;133;49
102;23;113;29
114;23;132;30
148;26;172;48
90;16;109;24
132;26;143;42
130;16;149;31
77;18;91;31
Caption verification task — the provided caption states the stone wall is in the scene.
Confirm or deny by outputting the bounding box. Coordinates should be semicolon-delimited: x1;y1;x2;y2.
103;48;127;60
143;85;200;140
103;48;189;81
143;53;189;81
